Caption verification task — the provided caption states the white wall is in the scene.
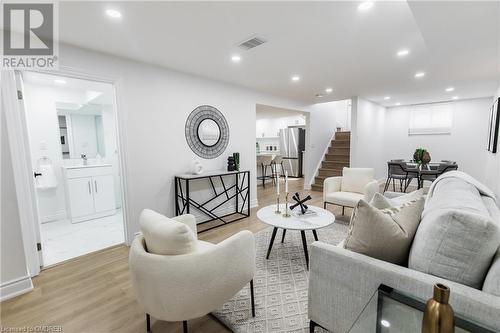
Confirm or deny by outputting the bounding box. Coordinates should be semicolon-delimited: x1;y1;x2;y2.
484;86;500;199
350;97;387;179
383;98;492;183
1;107;32;300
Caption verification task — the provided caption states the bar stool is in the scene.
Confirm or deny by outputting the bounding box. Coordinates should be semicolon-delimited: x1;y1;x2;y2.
257;155;274;188
271;155;285;182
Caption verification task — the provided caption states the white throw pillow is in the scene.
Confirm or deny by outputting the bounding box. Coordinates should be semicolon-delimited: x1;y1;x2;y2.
371;189;425;209
341;168;374;194
139;209;197;255
344;197;425;265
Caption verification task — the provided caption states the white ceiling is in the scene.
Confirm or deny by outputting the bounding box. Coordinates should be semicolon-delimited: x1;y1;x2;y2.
58;1;500;106
256;104;307;120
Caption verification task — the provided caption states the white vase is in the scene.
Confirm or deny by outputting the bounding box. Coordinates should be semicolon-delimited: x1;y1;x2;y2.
192;161;203;175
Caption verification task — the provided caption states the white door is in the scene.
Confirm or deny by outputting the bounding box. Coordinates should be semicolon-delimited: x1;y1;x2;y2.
67;177;95;218
92;175;116;213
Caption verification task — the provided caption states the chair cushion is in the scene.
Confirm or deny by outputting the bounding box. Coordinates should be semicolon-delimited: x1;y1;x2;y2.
341;168;374;194
344;197;425;265
139;209;197;255
409;180;500;289
325;191;364;207
371;189;425;209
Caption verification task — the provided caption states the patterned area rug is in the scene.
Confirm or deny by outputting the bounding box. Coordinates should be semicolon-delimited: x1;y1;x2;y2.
212;222;349;333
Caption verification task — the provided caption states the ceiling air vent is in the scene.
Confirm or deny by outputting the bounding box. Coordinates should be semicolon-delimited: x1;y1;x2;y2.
238;37;267;50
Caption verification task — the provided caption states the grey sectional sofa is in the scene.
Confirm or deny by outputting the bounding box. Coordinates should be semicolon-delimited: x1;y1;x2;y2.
308;175;500;332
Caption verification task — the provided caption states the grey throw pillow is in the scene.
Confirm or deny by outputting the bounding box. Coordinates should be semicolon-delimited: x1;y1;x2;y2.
370;189;425;209
344;197;425;265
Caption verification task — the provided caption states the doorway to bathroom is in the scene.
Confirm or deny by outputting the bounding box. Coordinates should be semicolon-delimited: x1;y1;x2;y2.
19;71;126;267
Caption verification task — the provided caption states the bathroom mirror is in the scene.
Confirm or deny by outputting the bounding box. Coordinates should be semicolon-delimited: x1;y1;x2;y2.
57;112;105;159
185;105;229;159
197;119;221;147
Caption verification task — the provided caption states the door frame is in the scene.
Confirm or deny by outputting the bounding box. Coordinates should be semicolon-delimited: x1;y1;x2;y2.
3;66;132;276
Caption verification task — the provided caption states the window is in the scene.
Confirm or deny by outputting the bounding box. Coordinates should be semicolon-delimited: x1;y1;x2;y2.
409;103;453;135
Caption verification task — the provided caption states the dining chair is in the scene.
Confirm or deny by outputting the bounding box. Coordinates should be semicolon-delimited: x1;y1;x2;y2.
384;161;414;193
419;162;458;188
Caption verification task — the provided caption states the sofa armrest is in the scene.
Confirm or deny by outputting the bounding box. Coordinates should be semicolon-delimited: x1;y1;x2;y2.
323;177;342;201
171;214;197;237
308;242;500;333
363;180;379;202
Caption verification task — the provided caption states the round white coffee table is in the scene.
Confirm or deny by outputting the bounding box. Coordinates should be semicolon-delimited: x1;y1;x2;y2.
256;204;335;269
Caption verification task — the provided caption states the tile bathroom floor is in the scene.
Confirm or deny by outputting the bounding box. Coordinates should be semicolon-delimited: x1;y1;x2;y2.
40;209;125;266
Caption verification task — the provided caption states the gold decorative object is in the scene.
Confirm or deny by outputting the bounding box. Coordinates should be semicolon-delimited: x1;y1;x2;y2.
283;192;291;218
422;283;454;333
275;194;281;214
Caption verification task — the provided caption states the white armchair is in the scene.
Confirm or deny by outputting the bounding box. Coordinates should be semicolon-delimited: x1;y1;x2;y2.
323;167;379;215
129;209;255;332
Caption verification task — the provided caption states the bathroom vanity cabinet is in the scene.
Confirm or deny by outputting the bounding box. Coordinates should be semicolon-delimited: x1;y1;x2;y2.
62;165;116;223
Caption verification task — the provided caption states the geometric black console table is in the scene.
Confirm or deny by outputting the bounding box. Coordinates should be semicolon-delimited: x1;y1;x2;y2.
174;170;250;233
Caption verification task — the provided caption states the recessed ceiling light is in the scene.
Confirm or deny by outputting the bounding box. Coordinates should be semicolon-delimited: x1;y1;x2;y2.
325;88;333;93
358;1;374;11
381;320;391;328
105;9;122;19
396;102;401;106
445;87;455;92
231;55;241;63
384;96;391;100
452;96;459;100
315;94;324;98
54;79;66;85
291;75;300;82
414;72;425;78
397;49;409;57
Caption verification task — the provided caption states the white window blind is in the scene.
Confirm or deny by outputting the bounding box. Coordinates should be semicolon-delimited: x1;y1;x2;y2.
409;103;453;135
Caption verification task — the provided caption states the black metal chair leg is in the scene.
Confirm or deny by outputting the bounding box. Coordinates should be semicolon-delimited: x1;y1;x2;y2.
146;314;151;332
183;321;187;333
266;227;278;259
300;230;309;270
342;206;345;216
323;202;326;209
312;229;318;241
392;178;396;192
250;279;255;317
281;229;287;243
383;177;391;192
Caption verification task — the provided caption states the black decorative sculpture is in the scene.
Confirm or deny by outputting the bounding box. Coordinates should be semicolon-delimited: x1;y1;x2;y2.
290;192;312;214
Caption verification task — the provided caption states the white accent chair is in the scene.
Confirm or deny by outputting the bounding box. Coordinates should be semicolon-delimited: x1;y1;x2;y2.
129;209;255;333
323;167;379;215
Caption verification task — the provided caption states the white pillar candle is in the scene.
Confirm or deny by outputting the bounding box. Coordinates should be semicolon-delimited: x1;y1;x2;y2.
276;170;280;194
285;170;288;193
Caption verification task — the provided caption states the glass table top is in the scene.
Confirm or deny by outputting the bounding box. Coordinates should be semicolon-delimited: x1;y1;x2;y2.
347;284;496;333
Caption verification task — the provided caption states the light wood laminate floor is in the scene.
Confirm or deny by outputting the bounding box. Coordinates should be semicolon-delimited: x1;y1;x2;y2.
1;178;350;333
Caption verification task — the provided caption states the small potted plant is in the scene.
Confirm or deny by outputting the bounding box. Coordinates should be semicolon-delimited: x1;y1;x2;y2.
413;148;431;168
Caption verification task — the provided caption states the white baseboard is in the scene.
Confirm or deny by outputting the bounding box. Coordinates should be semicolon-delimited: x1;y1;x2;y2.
0;275;33;302
40;210;66;223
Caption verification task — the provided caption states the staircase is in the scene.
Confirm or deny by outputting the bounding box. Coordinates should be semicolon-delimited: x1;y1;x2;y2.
311;131;351;192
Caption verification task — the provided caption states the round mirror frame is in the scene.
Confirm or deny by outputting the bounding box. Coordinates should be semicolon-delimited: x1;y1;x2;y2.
185;105;229;159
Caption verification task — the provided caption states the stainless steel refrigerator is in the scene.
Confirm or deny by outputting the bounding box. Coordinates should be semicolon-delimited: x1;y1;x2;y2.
279;127;305;177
